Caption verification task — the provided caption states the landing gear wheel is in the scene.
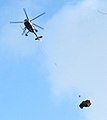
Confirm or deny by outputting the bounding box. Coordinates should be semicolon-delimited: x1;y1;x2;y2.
35;30;38;32
25;34;28;36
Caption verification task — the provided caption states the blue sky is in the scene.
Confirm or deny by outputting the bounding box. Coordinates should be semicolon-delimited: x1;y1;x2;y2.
0;0;107;120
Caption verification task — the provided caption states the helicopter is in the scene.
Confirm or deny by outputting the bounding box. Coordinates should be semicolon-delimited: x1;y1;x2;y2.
10;8;45;40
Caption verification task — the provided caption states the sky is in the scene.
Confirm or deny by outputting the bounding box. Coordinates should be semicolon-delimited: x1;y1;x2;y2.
0;0;107;120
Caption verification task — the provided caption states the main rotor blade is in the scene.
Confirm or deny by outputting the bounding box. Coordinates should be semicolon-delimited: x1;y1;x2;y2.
33;23;44;29
23;8;29;20
10;21;23;23
31;12;46;21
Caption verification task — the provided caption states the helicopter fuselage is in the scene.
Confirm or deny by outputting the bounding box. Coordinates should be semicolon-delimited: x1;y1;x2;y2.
24;19;34;32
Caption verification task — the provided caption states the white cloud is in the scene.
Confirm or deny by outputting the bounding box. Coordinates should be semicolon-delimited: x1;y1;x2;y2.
43;0;107;119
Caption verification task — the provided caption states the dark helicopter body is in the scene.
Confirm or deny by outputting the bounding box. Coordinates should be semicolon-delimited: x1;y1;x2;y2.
10;8;45;40
24;19;34;32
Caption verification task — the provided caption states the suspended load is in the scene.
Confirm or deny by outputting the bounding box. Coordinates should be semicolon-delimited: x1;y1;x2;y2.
79;100;91;109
